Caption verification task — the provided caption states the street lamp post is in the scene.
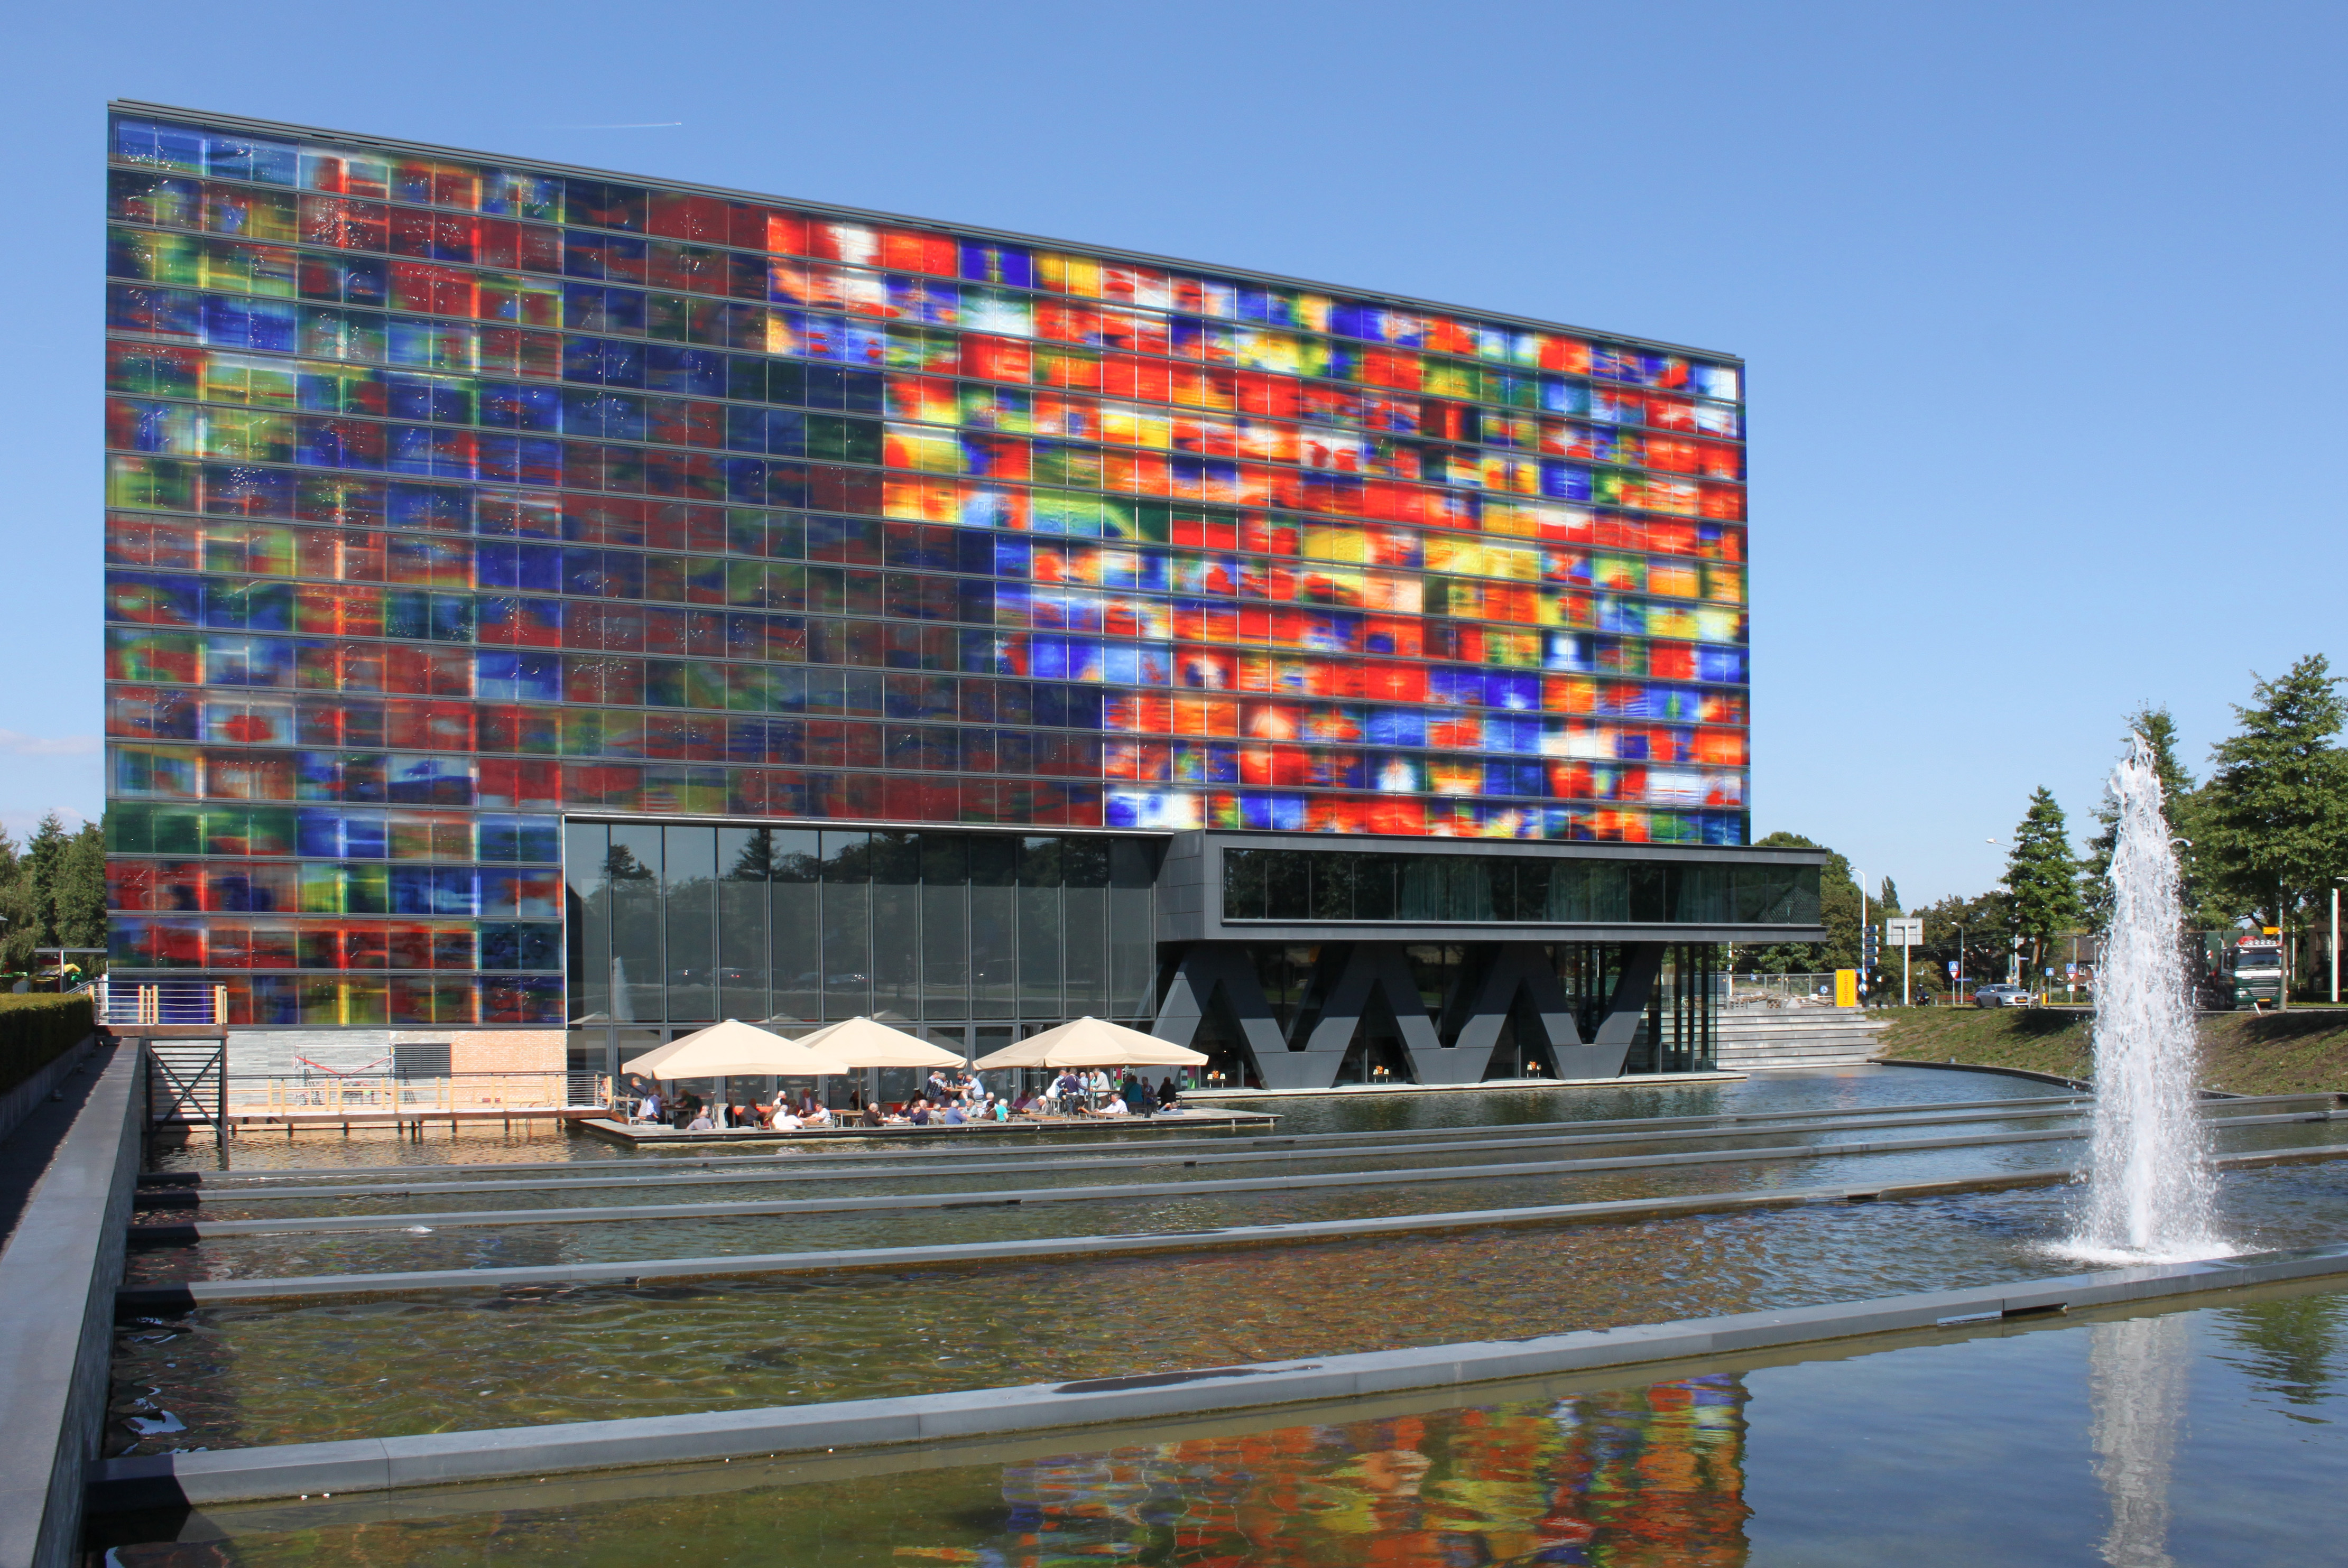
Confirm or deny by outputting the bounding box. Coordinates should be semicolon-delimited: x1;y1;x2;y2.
2319;883;2338;1005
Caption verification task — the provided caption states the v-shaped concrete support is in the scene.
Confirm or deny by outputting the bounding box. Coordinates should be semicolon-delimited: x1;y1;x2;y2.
1291;943;1452;1083
1580;941;1669;1075
1448;945;1588;1081
1149;947;1298;1086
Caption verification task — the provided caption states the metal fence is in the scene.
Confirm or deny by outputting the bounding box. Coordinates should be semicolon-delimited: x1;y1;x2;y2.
1722;973;1846;1008
97;978;225;1027
181;1070;608;1117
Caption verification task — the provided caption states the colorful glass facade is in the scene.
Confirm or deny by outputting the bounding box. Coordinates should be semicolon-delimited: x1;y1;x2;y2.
100;105;1750;1029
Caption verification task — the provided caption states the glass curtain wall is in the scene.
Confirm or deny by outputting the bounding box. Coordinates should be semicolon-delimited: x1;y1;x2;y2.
566;821;1159;1029
1225;848;1817;927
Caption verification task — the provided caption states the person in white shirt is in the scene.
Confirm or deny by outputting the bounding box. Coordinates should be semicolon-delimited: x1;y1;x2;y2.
635;1089;663;1124
801;1101;832;1128
771;1108;803;1130
686;1105;715;1131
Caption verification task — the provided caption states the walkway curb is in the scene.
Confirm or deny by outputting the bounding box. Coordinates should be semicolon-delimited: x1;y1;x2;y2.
89;1240;2348;1510
0;1045;142;1567
113;1142;2348;1307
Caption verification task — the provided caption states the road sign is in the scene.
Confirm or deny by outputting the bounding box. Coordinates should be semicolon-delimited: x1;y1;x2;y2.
1946;960;1959;976
1885;917;1923;946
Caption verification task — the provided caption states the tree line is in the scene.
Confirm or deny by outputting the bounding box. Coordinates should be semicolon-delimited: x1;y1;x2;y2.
0;814;106;982
1748;654;2348;1004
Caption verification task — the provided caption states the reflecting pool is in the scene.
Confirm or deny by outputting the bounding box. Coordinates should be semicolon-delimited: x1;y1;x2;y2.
98;1284;2348;1566
110;1161;2348;1452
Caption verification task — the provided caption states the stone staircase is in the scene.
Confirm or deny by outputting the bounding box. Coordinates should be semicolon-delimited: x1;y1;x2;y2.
1714;1006;1889;1071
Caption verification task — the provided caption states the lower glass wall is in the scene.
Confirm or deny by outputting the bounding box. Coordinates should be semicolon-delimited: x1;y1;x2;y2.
564;821;1160;1032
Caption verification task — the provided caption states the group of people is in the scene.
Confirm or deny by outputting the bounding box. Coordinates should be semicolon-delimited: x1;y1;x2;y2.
1012;1068;1182;1118
626;1064;1188;1133
627;1086;835;1132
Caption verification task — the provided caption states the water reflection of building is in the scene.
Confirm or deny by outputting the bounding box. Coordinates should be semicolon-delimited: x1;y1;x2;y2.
973;1375;1749;1566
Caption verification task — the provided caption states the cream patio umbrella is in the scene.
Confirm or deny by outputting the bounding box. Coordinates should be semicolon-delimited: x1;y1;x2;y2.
789;1015;966;1070
621;1018;855;1079
973;1017;1208;1070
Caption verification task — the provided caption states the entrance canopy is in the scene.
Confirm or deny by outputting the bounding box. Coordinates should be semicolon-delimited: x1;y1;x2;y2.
974;1017;1208;1070
621;1018;854;1079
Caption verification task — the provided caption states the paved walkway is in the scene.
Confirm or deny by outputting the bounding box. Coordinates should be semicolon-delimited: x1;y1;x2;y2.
0;1046;113;1254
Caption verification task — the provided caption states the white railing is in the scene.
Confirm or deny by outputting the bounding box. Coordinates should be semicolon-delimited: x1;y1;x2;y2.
98;977;227;1027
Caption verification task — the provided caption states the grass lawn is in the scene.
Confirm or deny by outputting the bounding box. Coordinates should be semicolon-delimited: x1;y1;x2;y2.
1873;1006;2348;1097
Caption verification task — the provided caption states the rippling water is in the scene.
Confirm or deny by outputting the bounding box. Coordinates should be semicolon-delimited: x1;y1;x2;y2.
99;1286;2348;1567
111;1158;2348;1453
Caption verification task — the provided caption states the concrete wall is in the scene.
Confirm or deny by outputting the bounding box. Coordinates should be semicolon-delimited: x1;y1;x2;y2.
442;1029;566;1075
0;1044;143;1567
0;1034;96;1150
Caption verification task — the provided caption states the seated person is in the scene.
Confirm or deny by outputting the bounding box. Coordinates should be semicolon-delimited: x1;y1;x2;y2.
686;1104;716;1131
801;1100;833;1128
771;1105;803;1130
941;1102;966;1126
908;1099;932;1126
634;1089;664;1125
1130;1079;1157;1115
1158;1076;1180;1110
859;1101;885;1128
1083;1092;1130;1117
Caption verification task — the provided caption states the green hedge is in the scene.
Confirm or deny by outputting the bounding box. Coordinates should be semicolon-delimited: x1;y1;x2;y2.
0;994;95;1098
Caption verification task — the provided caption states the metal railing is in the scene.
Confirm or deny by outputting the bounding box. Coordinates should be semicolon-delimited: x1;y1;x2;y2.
97;977;226;1027
1723;973;1845;1008
184;1070;608;1117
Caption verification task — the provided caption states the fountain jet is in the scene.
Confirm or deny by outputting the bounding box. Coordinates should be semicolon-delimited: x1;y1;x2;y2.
2064;735;2229;1262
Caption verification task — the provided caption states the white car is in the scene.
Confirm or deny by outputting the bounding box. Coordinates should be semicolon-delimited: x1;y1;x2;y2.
1972;984;2032;1008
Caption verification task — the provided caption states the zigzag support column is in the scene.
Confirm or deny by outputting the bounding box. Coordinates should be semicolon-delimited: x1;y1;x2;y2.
1150;946;1304;1087
1582;941;1670;1075
1299;944;1453;1084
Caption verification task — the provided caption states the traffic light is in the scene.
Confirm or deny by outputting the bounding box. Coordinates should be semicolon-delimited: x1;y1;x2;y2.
1862;922;1881;970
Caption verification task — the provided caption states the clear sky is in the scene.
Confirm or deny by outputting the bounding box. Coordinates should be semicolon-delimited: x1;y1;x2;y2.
7;0;2341;902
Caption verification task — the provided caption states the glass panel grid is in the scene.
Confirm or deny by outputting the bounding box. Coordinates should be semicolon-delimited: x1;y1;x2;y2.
104;110;1750;1025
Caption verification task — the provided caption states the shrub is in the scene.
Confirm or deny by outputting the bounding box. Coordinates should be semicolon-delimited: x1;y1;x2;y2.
0;994;95;1097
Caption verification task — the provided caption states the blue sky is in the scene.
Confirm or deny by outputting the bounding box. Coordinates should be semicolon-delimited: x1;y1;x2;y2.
6;0;2340;901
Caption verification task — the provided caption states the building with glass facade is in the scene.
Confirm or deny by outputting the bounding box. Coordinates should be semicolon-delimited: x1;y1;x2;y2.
101;103;1824;1089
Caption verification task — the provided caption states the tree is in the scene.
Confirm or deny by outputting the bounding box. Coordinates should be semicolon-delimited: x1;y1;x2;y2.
0;814;109;980
56;821;108;954
0;826;31;973
2080;706;2229;931
1912;890;2012;1000
21;812;70;950
2002;787;2082;985
2200;656;2348;1004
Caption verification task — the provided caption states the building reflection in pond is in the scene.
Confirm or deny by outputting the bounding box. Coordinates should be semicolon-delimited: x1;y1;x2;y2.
941;1375;1752;1567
